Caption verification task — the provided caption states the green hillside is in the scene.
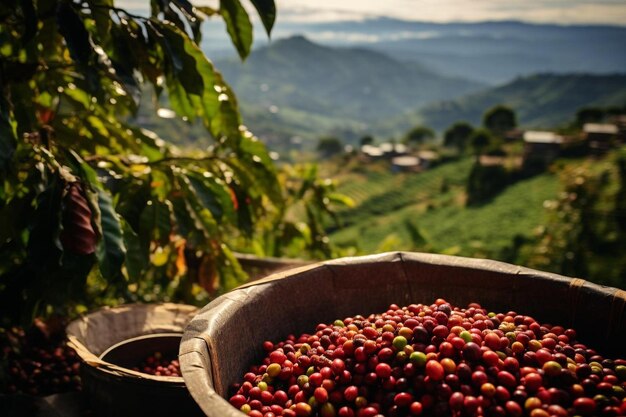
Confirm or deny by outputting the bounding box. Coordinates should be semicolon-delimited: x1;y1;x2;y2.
215;36;483;146
133;56;626;154
380;73;626;134
331;158;558;258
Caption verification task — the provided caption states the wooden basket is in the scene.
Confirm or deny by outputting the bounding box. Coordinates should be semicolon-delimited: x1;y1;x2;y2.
179;252;626;417
66;303;203;417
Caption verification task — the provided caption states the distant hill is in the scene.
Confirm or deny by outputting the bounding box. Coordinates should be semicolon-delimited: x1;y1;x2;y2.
137;37;626;152
379;73;626;134
203;19;626;86
293;18;626;85
214;36;483;147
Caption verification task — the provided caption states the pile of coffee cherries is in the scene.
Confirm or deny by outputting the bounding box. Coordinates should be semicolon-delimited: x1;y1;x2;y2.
228;300;626;417
1;324;81;395
131;351;181;377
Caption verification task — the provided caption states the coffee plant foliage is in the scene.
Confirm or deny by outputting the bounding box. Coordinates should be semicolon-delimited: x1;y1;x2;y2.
0;0;335;323
524;149;626;287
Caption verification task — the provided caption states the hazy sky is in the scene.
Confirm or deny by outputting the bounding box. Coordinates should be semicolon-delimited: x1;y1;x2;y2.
118;0;626;25
278;0;626;25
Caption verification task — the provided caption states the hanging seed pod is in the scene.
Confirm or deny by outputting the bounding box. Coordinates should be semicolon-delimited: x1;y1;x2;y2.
61;182;97;255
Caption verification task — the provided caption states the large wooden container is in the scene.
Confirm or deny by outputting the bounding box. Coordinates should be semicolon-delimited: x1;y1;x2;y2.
179;252;626;417
66;303;203;417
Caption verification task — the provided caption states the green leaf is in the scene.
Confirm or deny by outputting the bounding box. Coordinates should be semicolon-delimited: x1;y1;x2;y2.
139;200;171;246
186;172;235;223
115;180;150;232
178;174;219;236
56;2;93;66
220;0;253;59
67;150;99;188
110;58;142;109
171;193;200;240
175;0;204;45
160;25;204;94
106;20;143;107
229;133;283;206
249;0;276;36
165;75;196;120
149;169;172;201
210;91;241;138
216;243;247;290
295;164;317;199
172;0;194;15
327;192;355;208
62;86;90;109
92;0;113;42
121;219;147;282
196;6;218;16
123;19;162;89
132;128;168;162
164;7;189;36
149;0;166;17
95;189;126;280
148;21;182;74
159;23;223;126
152;21;242;137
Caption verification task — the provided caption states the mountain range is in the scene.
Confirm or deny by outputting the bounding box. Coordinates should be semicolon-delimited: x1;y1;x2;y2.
203;18;626;85
300;19;626;85
379;73;626;135
211;35;626;150
215;36;483;146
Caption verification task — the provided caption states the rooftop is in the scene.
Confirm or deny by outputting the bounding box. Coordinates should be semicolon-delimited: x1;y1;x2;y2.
391;156;420;167
583;123;619;134
361;145;384;157
417;150;439;160
523;131;563;144
379;143;407;154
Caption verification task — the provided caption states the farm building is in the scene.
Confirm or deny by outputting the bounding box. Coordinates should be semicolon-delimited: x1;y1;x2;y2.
522;130;563;172
360;144;385;159
361;143;408;160
583;123;619;153
416;150;439;169
391;155;421;173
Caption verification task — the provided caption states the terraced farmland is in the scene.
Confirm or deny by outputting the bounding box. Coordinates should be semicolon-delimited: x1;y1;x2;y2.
331;158;558;258
336;158;474;225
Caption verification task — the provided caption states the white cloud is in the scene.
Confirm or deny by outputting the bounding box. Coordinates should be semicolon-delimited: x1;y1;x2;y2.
275;0;626;25
114;0;626;25
304;30;443;44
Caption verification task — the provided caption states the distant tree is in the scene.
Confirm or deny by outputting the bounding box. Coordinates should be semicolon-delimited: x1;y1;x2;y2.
483;105;517;136
606;105;626;117
575;107;605;126
360;135;374;147
444;122;474;151
466;163;510;206
317;137;344;157
403;125;435;146
469;129;495;157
